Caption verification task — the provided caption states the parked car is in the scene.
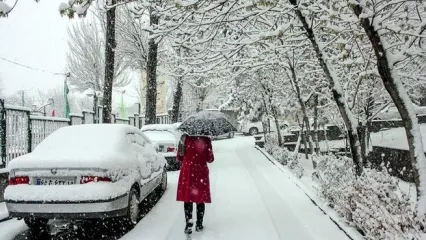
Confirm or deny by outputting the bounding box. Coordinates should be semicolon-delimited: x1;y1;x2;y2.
4;124;167;230
141;124;181;171
240;119;289;136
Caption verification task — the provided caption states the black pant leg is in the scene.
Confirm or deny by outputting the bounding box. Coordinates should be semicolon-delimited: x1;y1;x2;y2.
184;202;193;223
196;203;205;225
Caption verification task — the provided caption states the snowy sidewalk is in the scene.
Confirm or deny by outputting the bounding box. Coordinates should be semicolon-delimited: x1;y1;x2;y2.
122;137;351;240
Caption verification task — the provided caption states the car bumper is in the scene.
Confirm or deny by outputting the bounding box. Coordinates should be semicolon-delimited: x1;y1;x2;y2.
6;194;129;219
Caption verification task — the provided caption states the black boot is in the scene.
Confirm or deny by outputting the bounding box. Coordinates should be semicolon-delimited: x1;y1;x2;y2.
184;203;194;234
184;220;193;234
195;220;204;232
195;203;205;232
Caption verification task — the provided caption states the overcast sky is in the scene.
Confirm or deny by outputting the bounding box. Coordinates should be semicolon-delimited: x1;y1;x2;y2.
0;0;70;96
0;0;139;108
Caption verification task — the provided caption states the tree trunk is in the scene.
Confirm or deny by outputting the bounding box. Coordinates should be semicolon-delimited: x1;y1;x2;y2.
324;125;329;154
358;122;367;165
289;0;363;176
171;77;183;123
313;93;320;155
288;65;314;155
145;8;160;125
272;106;283;147
101;0;117;124
294;127;303;155
353;4;426;211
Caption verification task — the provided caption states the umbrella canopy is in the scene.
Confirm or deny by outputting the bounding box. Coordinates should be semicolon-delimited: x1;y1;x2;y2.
178;111;237;136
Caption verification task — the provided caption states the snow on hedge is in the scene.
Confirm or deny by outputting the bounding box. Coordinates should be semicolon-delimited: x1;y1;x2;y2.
264;134;426;239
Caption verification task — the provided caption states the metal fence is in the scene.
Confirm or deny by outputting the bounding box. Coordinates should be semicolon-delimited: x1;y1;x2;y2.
0;99;172;169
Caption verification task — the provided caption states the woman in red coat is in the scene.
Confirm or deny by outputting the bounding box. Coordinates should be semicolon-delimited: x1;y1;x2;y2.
176;133;214;234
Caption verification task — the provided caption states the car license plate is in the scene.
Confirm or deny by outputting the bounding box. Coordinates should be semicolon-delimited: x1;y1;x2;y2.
36;178;75;185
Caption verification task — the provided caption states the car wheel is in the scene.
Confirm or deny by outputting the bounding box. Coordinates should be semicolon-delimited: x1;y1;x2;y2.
123;187;140;227
249;127;259;136
24;218;48;232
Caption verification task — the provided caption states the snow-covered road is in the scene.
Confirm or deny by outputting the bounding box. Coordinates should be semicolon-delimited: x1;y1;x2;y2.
122;136;351;240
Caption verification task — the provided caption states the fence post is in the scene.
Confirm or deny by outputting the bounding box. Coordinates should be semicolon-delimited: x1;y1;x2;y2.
0;100;6;167
134;113;139;128
82;112;86;124
98;106;103;124
26;111;32;153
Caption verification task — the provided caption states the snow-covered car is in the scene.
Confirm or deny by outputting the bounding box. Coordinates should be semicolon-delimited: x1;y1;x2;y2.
240;120;289;135
240;121;264;136
172;122;182;129
141;124;181;171
4;124;167;230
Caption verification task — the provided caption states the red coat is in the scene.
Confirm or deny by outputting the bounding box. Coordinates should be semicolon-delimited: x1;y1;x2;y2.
176;135;214;203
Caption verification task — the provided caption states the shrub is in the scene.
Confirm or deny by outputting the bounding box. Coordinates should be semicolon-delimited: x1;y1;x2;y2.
314;155;424;239
265;133;304;178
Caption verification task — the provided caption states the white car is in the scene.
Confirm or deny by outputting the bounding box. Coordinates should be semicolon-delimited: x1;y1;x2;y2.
240;120;289;135
141;124;181;171
4;124;167;230
240;120;264;135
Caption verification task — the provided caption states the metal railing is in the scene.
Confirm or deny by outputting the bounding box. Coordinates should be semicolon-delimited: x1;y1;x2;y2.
0;99;171;169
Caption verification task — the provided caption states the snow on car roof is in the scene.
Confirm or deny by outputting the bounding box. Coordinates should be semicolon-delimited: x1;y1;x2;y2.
141;124;175;132
7;124;143;170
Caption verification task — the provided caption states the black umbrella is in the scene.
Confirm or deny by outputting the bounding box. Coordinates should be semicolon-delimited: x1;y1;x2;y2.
178;111;237;136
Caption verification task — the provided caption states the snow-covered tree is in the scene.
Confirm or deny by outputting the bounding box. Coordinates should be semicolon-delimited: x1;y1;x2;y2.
349;0;426;216
66;6;130;92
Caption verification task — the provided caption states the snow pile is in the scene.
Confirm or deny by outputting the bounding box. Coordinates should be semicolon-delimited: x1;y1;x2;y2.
0;2;11;16
315;156;425;239
265;134;304;178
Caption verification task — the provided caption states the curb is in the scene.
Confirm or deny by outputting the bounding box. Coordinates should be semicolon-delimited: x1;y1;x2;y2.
0;216;11;223
0;201;10;223
255;146;364;240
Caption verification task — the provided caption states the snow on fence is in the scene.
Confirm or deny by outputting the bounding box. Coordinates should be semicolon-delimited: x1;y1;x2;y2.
156;113;171;124
0;100;171;168
70;113;83;125
83;110;94;124
4;106;29;166
115;118;130;125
